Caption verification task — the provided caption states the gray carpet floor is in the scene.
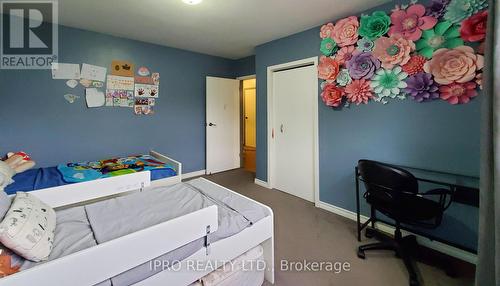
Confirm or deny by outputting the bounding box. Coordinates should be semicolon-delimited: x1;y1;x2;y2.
201;169;474;286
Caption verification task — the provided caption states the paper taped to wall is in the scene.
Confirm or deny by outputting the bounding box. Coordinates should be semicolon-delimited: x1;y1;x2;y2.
107;75;134;90
81;63;107;82
52;63;80;79
85;88;105;108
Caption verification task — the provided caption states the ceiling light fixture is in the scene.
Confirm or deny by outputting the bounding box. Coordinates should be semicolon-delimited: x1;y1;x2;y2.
182;0;202;5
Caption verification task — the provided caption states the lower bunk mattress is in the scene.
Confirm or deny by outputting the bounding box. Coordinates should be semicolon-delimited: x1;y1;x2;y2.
10;178;269;286
5;154;177;195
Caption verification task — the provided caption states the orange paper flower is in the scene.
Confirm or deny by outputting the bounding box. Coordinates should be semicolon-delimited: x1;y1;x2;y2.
335;46;356;66
423;46;484;85
321;83;345;107
332;16;359;47
372;35;415;69
439;81;478;104
318;56;340;81
345;79;373;105
401;55;427;76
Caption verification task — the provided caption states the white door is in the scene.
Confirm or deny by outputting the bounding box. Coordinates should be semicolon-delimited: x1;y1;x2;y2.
206;76;240;174
272;66;315;202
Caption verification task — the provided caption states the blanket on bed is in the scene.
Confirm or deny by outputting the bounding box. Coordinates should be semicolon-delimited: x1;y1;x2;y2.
57;154;176;183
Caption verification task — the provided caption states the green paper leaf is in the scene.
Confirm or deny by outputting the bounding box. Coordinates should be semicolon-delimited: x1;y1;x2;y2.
443;25;460;38
419;47;434;58
434;21;453;36
445;37;464;48
421;29;435;39
415;39;428;50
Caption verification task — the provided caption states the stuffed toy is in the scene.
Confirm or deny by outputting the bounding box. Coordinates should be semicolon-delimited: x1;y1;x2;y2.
0;152;36;191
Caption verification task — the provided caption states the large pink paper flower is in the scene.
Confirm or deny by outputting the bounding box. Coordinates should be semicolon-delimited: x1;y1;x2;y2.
423;46;484;85
389;4;437;41
439;81;478;104
335;46;356;65
372;35;415;69
332;16;359;47
321;83;345;107
345;79;373;105
320;23;335;39
318;56;340;81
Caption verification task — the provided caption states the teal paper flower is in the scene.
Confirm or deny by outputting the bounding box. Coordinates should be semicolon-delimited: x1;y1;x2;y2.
358;11;391;40
370;66;408;104
356;37;375;52
336;69;352;86
320;38;338;56
415;21;463;58
444;0;488;23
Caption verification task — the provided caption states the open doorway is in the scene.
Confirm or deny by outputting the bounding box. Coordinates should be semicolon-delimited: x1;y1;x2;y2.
241;78;256;173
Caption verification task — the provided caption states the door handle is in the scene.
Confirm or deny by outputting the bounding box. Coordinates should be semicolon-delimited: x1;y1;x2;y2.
280;124;284;133
208;123;216;127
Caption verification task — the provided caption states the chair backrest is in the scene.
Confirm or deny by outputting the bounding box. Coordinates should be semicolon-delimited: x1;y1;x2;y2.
358;160;418;201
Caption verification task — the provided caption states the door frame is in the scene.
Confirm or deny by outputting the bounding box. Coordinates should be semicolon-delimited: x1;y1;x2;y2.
266;57;319;205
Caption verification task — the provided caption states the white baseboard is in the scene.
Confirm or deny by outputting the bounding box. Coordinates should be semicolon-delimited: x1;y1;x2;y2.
182;170;206;179
315;201;477;265
254;179;271;189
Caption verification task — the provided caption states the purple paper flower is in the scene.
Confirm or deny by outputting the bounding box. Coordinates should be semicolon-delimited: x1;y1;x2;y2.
426;0;450;19
403;73;440;102
346;52;381;80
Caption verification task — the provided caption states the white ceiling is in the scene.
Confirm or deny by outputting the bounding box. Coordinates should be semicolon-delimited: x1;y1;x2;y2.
58;0;388;59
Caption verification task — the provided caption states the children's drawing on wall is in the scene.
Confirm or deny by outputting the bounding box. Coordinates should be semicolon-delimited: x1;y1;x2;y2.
50;60;160;115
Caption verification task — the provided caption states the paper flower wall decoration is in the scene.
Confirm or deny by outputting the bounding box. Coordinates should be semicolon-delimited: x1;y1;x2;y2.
346;52;381;80
336;69;353;86
439;81;477;104
358;11;391;40
356;37;375;52
317;0;486;107
371;66;408;103
320;38;338;56
426;0;451;19
401;55;426;75
415;21;463;58
345;79;373;104
460;11;488;42
372;35;415;69
318;56;341;81
320;23;335;39
332;16;360;47
423;46;484;84
321;83;345;107
389;4;437;41
335;46;356;65
444;0;488;23
404;72;440;102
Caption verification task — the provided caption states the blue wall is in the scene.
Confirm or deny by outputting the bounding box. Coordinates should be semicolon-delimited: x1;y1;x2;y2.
234;55;256;77
0;25;238;173
254;2;480;250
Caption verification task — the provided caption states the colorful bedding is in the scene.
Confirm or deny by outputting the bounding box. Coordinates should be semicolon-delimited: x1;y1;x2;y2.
5;155;177;195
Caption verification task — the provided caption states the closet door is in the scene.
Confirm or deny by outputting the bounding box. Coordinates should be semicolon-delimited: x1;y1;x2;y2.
272;65;315;202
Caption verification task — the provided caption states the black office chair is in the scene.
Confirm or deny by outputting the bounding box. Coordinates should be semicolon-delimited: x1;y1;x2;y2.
356;160;452;286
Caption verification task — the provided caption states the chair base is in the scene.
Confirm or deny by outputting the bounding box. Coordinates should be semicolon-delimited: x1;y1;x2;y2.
357;227;420;286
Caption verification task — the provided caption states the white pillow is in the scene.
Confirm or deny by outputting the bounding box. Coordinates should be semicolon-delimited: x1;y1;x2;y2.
0;192;56;262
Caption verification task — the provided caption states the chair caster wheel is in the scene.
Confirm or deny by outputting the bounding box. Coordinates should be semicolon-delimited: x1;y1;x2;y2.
357;249;366;259
409;278;420;286
365;228;375;238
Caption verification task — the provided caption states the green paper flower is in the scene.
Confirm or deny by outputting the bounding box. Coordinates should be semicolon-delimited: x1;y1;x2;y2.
320;38;338;56
444;0;488;23
336;69;352;86
356;37;375;52
415;21;463;58
370;66;408;104
358;11;391;40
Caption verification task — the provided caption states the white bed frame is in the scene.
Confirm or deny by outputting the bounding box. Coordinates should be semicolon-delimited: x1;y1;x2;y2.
14;150;182;205
1;174;274;286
